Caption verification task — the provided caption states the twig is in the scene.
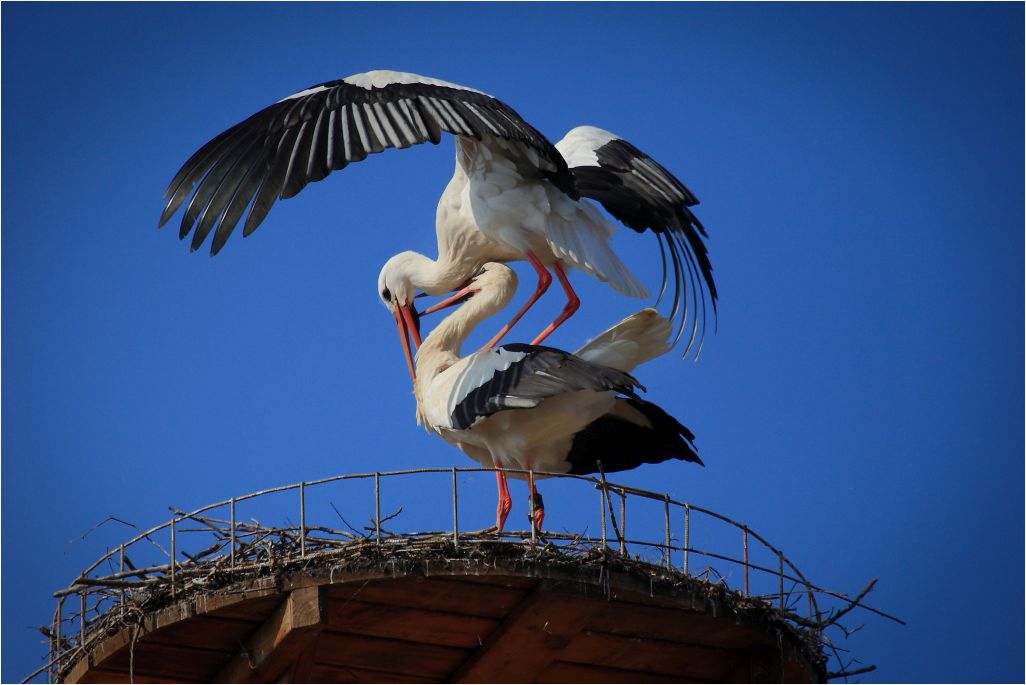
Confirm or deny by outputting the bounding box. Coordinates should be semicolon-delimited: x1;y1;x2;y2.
827;664;877;679
330;503;367;538
169;507;230;539
65;516;139;550
819;579;878;629
179;541;226;566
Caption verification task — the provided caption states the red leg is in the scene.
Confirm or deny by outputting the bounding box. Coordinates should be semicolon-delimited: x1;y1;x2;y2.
530;261;580;345
486;251;552;349
494;466;512;532
527;467;545;533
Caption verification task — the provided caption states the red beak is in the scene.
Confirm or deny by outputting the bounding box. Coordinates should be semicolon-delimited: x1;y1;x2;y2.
394;286;474;383
399;301;422;349
393;307;417;383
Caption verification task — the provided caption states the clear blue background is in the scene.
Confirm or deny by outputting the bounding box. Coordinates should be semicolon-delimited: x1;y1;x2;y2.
3;3;1022;682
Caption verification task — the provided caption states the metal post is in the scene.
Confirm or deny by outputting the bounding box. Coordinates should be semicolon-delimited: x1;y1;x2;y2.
451;468;459;548
79;591;86;647
374;472;381;545
55;598;62;668
618;489;626;556
683;505;690;575
229;498;236;570
170;519;177;599
742;526;750;597
664;494;672;569
528;469;537;544
598;466;608;549
119;545;126;611
48;612;54;684
299;482;307;559
778;552;785;610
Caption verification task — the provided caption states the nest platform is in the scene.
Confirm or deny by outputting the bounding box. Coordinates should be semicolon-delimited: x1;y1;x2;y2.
61;536;826;683
35;468;898;683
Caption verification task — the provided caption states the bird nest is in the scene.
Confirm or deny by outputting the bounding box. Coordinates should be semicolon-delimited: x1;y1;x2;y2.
54;532;832;680
36;470;900;683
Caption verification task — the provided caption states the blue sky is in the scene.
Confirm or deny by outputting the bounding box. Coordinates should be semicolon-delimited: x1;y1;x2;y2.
2;3;1022;682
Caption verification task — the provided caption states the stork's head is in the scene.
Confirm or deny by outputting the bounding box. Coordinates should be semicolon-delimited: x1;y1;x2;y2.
377;252;426;384
377;252;419;313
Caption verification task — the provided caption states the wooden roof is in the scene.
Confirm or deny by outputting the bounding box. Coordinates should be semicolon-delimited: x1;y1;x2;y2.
64;545;824;683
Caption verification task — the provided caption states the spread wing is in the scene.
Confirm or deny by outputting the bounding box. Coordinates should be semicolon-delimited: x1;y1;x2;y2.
556;125;717;358
160;70;573;255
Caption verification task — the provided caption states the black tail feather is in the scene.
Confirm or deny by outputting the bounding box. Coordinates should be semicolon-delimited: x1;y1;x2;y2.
566;398;702;475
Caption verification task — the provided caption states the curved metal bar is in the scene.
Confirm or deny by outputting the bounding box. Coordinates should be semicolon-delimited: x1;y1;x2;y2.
48;465;888;682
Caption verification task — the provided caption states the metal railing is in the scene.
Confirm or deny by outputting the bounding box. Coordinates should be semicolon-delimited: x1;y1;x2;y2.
31;467;899;683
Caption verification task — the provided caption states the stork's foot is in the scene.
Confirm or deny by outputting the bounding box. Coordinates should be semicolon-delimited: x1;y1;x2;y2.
527;491;545;532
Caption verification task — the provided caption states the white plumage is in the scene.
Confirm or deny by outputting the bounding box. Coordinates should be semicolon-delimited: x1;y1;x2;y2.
411;263;701;531
159;70;716;361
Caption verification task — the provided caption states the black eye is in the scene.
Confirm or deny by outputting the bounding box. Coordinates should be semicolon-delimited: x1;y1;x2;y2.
381;287;392;302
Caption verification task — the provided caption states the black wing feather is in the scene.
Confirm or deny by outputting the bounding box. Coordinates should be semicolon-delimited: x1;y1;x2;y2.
567;135;717;358
240;126;300;241
565;397;703;475
280;119;315;200
160;74;572;254
191;138;266;251
178;134;257;241
450;344;642;431
213;155;271;252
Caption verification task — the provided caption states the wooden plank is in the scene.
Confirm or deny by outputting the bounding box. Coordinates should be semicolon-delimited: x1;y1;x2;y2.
94;642;231;681
66;588;282;683
327;598;500;649
75;666;196;684
288;565;539;591
541;660;697;684
309;663;437;683
783;656;820;684
214;586;327;683
452;582;605;683
139;615;257;653
203;593;283;621
589;585;818;680
586;599;758;649
316;631;468;679
437;572;539;590
285;633;319;684
595;578;777;649
245;628;320;683
560;629;744;681
328;577;528;619
66;627;133;683
723;646;785;684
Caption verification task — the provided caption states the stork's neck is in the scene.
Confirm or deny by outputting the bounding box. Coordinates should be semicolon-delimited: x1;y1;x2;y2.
434;149;501;282
396;251;469;297
414;299;484;382
414;268;517;393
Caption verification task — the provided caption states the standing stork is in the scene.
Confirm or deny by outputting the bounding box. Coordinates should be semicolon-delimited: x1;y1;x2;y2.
408;262;703;532
160;70;717;357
